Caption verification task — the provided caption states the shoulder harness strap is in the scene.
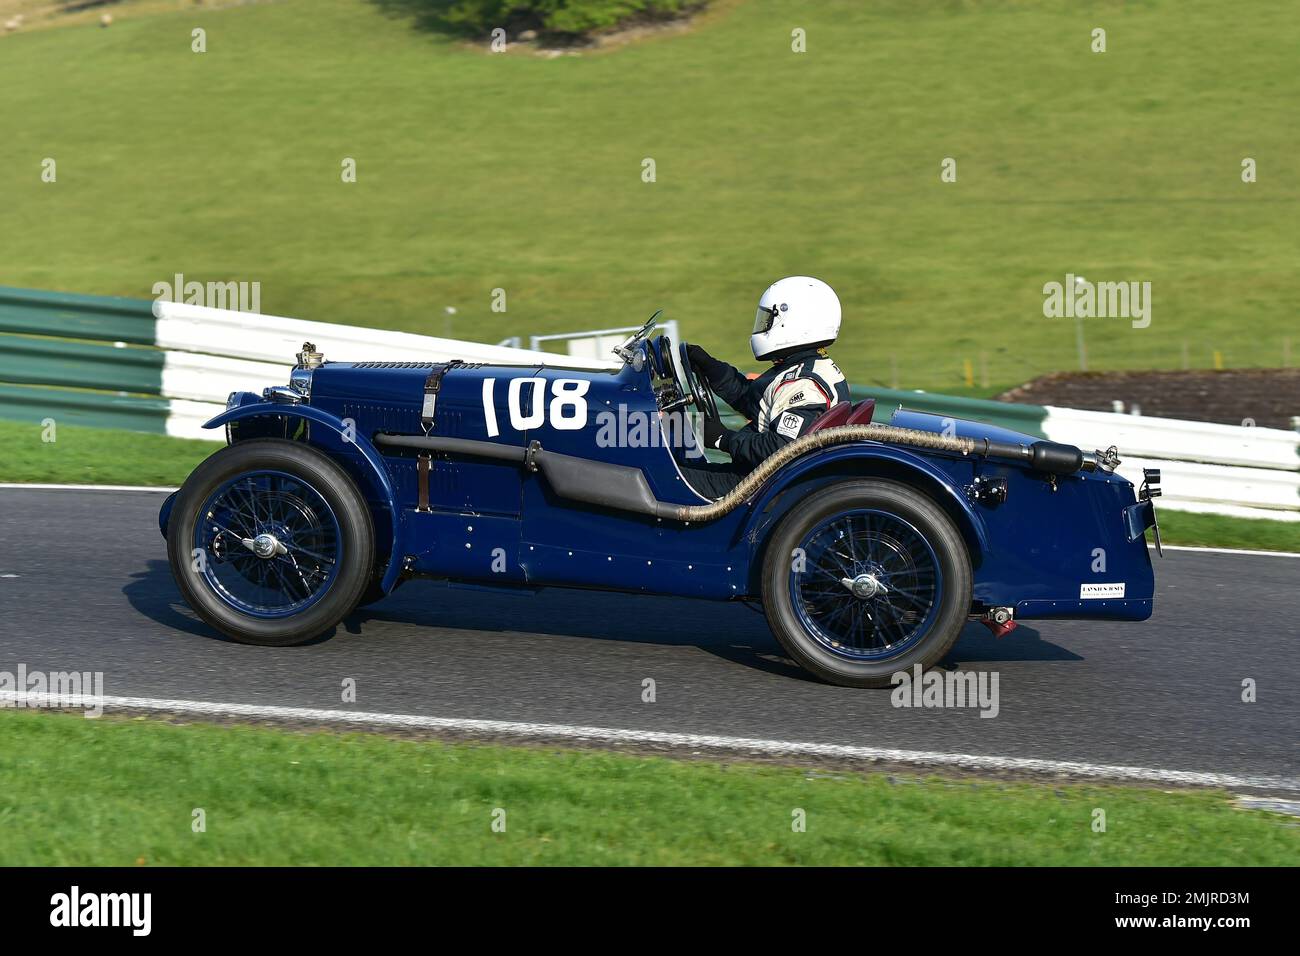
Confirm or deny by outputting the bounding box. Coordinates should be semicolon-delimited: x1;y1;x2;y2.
421;360;463;432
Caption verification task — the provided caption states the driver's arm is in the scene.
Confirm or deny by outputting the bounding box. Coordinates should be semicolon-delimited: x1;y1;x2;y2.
718;404;824;471
686;345;760;419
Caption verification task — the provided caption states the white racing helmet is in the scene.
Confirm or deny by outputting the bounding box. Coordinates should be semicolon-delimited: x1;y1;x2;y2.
750;276;842;361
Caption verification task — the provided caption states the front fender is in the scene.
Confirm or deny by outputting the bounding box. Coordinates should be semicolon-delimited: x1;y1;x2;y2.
203;402;404;593
740;442;990;557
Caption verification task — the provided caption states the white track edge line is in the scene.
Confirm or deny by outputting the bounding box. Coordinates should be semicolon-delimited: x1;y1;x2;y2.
1153;543;1300;558
3;692;1295;792
0;483;176;493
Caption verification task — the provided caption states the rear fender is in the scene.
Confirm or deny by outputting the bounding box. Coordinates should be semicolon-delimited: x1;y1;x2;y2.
203;402;403;592
739;444;989;585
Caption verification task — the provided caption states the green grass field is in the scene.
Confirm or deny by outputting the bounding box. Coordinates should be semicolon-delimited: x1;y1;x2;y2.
1;0;1298;395
0;418;213;487
1;710;1293;865
4;417;1297;550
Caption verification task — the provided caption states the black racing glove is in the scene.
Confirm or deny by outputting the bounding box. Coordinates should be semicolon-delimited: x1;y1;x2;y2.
685;344;727;388
702;414;733;453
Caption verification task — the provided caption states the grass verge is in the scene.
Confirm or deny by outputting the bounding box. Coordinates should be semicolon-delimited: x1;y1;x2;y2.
0;710;1294;865
1155;509;1300;554
0;417;211;487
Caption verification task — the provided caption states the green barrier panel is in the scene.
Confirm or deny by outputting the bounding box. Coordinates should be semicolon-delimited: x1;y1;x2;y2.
0;383;168;434
0;286;156;345
853;386;1048;438
0;334;164;394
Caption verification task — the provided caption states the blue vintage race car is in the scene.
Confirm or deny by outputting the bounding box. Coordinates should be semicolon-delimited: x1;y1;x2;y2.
159;317;1159;687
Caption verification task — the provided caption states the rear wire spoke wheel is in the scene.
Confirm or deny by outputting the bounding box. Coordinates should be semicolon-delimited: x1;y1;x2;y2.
167;439;375;646
762;480;972;687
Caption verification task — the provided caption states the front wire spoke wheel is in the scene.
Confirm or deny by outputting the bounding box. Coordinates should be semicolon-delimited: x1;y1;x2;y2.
168;439;376;647
193;469;343;619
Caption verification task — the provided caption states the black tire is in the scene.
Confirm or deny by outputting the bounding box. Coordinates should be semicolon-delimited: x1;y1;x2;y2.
167;439;374;646
761;479;972;688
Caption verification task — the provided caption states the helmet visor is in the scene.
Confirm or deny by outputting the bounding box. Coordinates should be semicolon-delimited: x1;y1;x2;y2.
753;303;779;335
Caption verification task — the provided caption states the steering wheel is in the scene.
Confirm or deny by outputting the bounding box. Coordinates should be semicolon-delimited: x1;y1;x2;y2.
656;335;720;422
650;334;672;380
677;341;721;423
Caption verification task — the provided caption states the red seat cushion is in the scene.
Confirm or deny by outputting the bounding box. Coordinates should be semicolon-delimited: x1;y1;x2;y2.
807;399;873;433
806;401;853;433
846;398;875;424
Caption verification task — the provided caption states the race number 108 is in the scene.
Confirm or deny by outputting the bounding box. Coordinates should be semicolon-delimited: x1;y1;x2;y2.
482;377;590;437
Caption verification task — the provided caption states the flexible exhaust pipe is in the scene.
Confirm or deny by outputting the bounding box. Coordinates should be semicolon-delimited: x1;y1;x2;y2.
376;423;1092;524
652;423;1089;522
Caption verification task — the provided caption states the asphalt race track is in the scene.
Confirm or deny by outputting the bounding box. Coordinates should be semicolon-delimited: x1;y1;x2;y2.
1;487;1296;791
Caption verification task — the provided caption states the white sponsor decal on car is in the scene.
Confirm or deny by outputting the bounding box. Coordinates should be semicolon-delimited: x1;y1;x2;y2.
1080;582;1125;599
776;412;803;439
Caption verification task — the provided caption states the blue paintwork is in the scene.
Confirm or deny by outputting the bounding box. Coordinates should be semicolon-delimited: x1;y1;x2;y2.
158;490;177;537
166;345;1155;621
891;407;1040;446
202;401;405;592
738;442;991;556
880;408;1154;619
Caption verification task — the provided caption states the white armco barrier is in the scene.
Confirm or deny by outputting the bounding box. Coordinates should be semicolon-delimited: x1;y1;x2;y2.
1115;456;1300;521
1042;406;1300;472
167;398;228;441
152;300;620;372
153;301;621;441
161;351;290;404
1042;407;1300;520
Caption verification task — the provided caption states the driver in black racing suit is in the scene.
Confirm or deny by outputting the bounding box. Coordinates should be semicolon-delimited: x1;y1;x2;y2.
682;276;851;499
